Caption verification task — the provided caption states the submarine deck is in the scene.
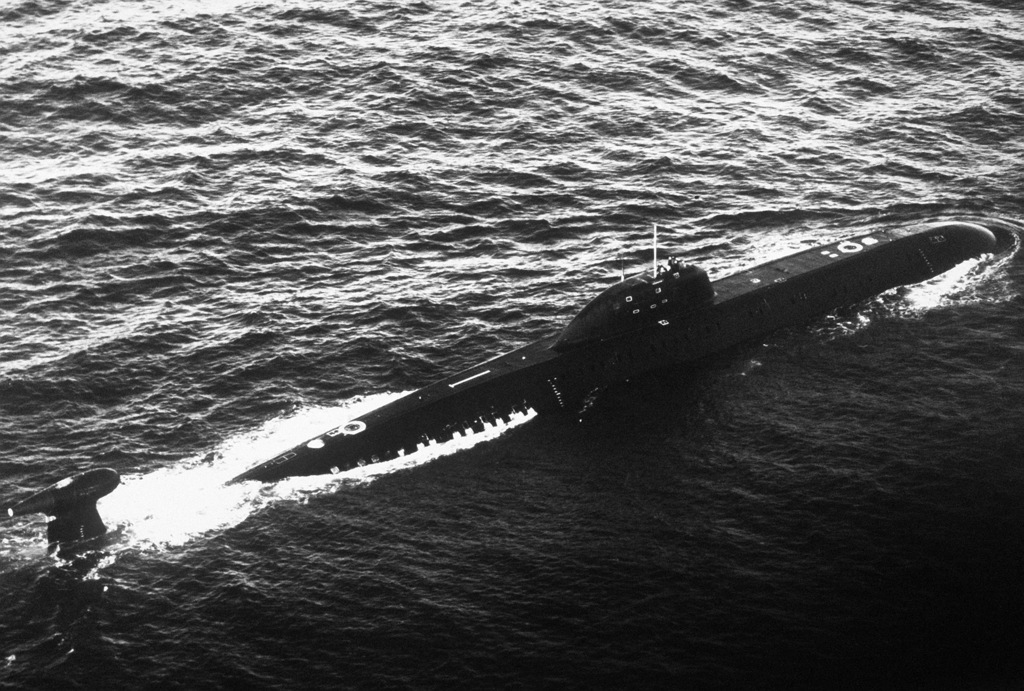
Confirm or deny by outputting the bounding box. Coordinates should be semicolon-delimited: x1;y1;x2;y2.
367;229;902;419
231;218;1005;482
710;230;894;302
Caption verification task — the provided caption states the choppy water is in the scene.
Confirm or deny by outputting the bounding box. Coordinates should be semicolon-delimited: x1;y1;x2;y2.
2;0;1024;688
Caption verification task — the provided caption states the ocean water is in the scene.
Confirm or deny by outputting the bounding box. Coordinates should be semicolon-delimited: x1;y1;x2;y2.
2;0;1024;688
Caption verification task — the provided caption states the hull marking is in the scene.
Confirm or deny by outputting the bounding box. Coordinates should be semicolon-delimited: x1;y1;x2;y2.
449;370;492;388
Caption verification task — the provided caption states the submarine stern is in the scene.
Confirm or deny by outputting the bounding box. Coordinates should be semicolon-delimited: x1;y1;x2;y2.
5;468;121;550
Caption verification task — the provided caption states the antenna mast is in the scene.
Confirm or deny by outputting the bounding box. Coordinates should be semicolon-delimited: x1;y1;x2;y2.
652;223;658;276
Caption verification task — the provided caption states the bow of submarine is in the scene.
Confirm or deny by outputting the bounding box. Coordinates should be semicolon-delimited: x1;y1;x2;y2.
890;221;997;276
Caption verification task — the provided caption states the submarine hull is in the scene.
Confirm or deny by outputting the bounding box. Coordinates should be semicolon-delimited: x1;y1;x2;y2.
7;468;121;519
5;468;121;548
230;219;1004;484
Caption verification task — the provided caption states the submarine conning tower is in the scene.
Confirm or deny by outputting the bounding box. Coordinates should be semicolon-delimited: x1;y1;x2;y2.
553;260;714;352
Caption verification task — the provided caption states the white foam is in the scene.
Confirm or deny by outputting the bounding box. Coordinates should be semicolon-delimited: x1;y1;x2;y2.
2;394;537;564
899;256;985;312
812;248;1014;341
897;246;1018;314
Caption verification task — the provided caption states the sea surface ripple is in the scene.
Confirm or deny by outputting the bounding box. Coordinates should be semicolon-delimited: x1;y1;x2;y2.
2;1;1024;688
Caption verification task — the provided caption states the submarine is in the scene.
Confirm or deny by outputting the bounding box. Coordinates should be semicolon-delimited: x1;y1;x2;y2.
4;467;120;553
3;216;1013;551
228;217;1007;484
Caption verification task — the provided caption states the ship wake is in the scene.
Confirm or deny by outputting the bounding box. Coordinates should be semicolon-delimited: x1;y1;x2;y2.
1;393;536;570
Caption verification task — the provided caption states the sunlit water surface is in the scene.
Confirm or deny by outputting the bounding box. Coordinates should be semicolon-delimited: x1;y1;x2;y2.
2;1;1024;688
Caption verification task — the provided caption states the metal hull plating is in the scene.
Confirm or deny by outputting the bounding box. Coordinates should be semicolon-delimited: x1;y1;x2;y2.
4;468;121;549
230;219;1004;484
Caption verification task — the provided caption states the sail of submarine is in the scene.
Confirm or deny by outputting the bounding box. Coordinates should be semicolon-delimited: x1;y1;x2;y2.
229;218;1003;484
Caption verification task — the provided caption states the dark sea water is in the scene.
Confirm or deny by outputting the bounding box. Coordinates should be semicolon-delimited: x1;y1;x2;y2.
2;0;1024;688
